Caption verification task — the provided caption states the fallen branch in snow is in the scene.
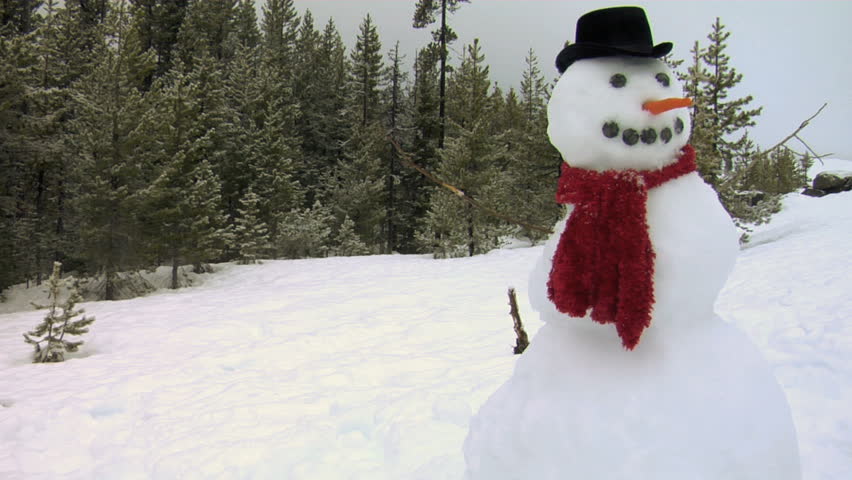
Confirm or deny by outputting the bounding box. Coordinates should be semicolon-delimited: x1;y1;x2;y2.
508;288;530;355
387;135;554;235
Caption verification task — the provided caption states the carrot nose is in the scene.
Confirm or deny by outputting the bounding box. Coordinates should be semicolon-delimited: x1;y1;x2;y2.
642;97;693;115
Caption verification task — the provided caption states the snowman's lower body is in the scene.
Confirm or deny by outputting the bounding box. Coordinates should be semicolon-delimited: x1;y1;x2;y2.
464;318;801;480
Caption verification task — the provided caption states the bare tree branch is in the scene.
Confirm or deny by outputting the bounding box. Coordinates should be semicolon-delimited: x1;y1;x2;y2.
794;134;830;164
722;103;829;189
763;103;827;157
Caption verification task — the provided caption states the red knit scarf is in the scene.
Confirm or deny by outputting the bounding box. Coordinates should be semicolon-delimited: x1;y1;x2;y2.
547;145;697;350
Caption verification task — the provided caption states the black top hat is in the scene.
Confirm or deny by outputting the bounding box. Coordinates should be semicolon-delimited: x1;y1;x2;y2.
556;6;672;73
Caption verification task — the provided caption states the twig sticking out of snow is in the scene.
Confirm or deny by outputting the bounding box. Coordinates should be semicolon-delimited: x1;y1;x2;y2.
508;288;530;355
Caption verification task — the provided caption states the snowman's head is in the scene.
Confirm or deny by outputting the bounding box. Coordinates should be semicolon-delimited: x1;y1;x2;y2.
547;57;691;172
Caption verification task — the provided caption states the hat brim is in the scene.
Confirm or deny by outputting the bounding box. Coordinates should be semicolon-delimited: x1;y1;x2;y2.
556;42;673;73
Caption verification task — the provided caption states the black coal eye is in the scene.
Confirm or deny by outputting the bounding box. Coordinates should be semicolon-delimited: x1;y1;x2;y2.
655;73;670;87
610;73;627;88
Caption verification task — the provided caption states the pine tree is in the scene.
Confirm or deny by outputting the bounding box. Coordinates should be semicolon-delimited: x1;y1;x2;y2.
698;18;762;182
680;18;786;229
276;200;333;259
419;40;508;257
243;90;303;254
260;0;298;61
73;3;157;299
58;0;109;66
139;59;232;288
129;0;190;83
175;0;238;65
260;0;299;94
412;0;470;149
383;41;410;253
233;0;259;49
294;16;348;204
494;87;521;141
3;21;34;288
0;32;36;292
404;47;442;251
250;0;304;230
488;84;507;133
419;120;508;258
416;188;467;258
681;40;723;185
4;0;98;288
223;38;261;132
501;49;561;243
144;156;231;288
292;10;323;194
319;14;390;252
67;0;108;29
233;186;270;264
348;14;384;127
0;0;41;36
292;9;319;106
741;147;811;195
446;38;490;130
188;160;233;265
24;262;95;363
24;1;68;284
223;28;302;254
314;17;349;150
325;121;386;251
519;48;547;126
332;215;370;257
411;47;440;159
184;51;244;226
41;0;101;85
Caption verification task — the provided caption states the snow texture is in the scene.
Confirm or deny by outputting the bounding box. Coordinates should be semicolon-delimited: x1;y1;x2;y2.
0;162;850;479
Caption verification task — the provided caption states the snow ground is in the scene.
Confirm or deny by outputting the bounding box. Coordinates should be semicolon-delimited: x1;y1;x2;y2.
1;159;850;479
717;159;852;480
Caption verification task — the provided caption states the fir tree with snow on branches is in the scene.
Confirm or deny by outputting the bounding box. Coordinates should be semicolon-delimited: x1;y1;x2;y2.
23;262;95;363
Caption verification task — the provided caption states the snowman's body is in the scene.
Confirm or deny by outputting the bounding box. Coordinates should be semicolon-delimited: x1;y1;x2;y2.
464;56;801;479
530;171;740;341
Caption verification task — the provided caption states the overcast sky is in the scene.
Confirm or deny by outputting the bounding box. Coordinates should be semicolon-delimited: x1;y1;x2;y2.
288;1;852;160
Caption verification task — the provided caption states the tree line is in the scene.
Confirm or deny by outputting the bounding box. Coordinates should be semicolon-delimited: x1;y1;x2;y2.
0;0;561;298
0;0;810;300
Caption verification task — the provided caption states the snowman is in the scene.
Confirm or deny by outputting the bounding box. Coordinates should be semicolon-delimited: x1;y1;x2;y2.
464;7;801;479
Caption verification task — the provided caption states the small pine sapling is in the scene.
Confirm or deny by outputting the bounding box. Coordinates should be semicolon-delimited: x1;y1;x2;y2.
334;215;370;256
23;262;95;363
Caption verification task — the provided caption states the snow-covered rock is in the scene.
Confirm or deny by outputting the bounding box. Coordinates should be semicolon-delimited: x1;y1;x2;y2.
812;170;852;193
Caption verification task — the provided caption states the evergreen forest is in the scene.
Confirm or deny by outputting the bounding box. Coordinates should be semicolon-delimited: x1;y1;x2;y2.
0;0;811;299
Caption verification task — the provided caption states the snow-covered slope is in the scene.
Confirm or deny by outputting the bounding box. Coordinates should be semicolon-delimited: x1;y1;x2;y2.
716;158;852;480
1;160;850;479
